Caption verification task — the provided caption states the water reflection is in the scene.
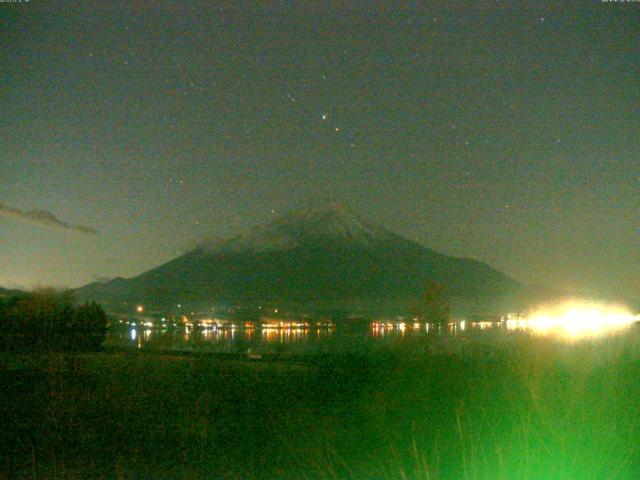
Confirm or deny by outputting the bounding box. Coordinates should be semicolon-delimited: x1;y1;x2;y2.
262;327;308;343
110;305;639;354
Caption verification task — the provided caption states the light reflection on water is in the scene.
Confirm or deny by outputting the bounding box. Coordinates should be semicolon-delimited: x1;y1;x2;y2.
108;325;336;353
107;319;640;353
107;305;639;354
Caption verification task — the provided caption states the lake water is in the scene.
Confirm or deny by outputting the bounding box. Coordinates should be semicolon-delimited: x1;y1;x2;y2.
105;315;640;355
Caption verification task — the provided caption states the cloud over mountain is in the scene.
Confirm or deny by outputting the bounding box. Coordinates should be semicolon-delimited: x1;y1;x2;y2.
0;203;97;235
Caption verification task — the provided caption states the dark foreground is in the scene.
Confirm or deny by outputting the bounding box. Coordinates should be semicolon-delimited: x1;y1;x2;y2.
1;335;639;479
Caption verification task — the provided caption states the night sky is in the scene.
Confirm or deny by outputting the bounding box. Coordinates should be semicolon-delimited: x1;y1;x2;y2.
1;1;638;299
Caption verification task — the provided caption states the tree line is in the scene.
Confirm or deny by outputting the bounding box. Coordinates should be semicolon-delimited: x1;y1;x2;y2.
0;289;108;352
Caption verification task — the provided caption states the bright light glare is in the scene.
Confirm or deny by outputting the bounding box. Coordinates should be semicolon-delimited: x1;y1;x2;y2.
514;301;639;339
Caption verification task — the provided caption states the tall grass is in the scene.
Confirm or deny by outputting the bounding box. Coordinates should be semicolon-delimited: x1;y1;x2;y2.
1;329;639;479
299;332;640;479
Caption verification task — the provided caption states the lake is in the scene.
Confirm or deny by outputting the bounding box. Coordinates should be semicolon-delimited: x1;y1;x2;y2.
105;312;640;355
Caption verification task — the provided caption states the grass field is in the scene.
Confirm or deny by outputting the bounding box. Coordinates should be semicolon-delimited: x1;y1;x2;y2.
1;332;639;479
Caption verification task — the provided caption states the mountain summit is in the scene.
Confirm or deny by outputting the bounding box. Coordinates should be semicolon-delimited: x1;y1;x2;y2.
76;205;528;315
202;204;395;254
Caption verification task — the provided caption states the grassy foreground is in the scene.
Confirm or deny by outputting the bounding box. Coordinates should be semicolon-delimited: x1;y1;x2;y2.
1;333;639;479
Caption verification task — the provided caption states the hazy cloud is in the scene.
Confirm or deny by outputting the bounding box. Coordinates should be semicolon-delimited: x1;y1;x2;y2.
91;274;113;283
0;203;98;235
0;275;27;291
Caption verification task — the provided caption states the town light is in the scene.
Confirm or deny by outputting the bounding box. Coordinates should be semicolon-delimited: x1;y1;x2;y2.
518;300;638;339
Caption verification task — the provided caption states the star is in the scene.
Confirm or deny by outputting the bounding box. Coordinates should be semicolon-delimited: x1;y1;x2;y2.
322;113;328;121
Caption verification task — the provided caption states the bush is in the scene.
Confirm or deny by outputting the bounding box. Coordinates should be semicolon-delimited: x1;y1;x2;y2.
0;289;107;352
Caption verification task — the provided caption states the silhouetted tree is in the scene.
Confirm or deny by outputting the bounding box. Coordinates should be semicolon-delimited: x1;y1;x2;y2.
0;290;108;352
410;281;450;324
68;301;109;351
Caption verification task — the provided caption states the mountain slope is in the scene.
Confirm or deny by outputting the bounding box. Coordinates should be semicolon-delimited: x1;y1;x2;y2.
76;205;527;314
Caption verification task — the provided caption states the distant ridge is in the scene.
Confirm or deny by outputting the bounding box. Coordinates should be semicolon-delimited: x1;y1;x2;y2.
0;286;24;299
76;205;549;315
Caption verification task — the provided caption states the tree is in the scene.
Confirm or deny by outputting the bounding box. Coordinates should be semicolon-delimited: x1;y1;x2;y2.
68;301;108;351
0;290;108;352
410;281;450;324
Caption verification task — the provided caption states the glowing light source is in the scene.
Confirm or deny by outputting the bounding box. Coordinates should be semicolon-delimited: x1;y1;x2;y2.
136;305;144;313
515;301;638;339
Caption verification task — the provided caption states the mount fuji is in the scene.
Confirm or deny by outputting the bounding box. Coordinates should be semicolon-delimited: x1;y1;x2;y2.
76;204;537;315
